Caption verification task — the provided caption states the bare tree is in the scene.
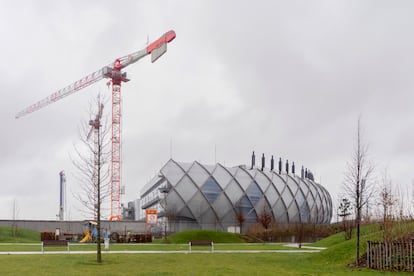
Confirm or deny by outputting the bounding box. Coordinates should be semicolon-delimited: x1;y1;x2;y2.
257;205;272;230
257;205;272;241
343;117;375;266
337;197;352;240
392;184;413;240
376;170;396;241
72;95;111;263
235;200;246;234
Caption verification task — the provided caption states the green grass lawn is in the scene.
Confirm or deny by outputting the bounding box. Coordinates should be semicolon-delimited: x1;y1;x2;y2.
0;225;411;275
0;252;401;275
0;227;40;243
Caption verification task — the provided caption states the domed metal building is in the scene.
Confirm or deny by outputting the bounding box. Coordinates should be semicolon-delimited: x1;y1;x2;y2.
140;157;332;233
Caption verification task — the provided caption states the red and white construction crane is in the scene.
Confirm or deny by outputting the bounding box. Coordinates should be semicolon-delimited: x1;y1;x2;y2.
16;30;176;221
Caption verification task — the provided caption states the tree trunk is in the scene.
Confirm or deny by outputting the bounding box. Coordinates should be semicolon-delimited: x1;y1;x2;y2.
356;211;360;265
96;135;102;263
356;179;360;265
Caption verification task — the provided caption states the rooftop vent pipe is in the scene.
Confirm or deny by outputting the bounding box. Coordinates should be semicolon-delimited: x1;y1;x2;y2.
278;158;282;174
261;153;265;171
285;159;289;174
270;155;274;171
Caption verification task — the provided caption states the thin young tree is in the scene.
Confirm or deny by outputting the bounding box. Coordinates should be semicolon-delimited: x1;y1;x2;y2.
376;169;396;241
72;95;111;263
257;205;272;230
337;197;352;240
235;199;246;234
343;117;375;266
257;205;272;241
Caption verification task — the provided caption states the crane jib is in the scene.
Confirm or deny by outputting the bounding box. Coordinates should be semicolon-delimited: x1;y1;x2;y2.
15;30;176;124
49;73;102;102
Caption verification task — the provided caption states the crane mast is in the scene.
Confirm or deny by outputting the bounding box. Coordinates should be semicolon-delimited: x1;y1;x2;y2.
103;59;128;221
16;30;176;221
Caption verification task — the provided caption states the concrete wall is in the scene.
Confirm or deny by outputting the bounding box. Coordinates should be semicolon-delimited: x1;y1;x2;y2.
0;220;146;235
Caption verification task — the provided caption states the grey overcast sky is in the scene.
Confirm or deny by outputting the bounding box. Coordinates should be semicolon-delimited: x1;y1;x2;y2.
1;0;413;220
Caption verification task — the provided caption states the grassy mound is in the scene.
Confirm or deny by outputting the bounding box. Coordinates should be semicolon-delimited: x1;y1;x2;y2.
0;226;40;243
165;229;244;244
309;223;387;266
312;223;382;248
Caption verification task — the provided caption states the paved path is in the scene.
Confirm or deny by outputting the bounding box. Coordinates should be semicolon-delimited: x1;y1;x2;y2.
0;243;326;255
0;249;323;255
282;243;327;250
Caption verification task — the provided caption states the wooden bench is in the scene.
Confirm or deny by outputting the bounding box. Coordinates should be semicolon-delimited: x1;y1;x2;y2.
188;240;214;252
41;240;70;253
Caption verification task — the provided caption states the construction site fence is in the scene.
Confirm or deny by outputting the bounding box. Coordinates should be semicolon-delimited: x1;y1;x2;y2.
41;232;152;243
111;233;152;243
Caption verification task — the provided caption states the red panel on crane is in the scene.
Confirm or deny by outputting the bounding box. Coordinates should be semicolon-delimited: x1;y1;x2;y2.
147;30;176;54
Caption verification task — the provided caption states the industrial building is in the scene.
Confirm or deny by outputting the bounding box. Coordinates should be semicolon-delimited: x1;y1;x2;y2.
138;154;332;234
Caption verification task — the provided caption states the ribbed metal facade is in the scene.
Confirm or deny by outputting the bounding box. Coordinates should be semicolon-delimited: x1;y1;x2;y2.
140;159;332;232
